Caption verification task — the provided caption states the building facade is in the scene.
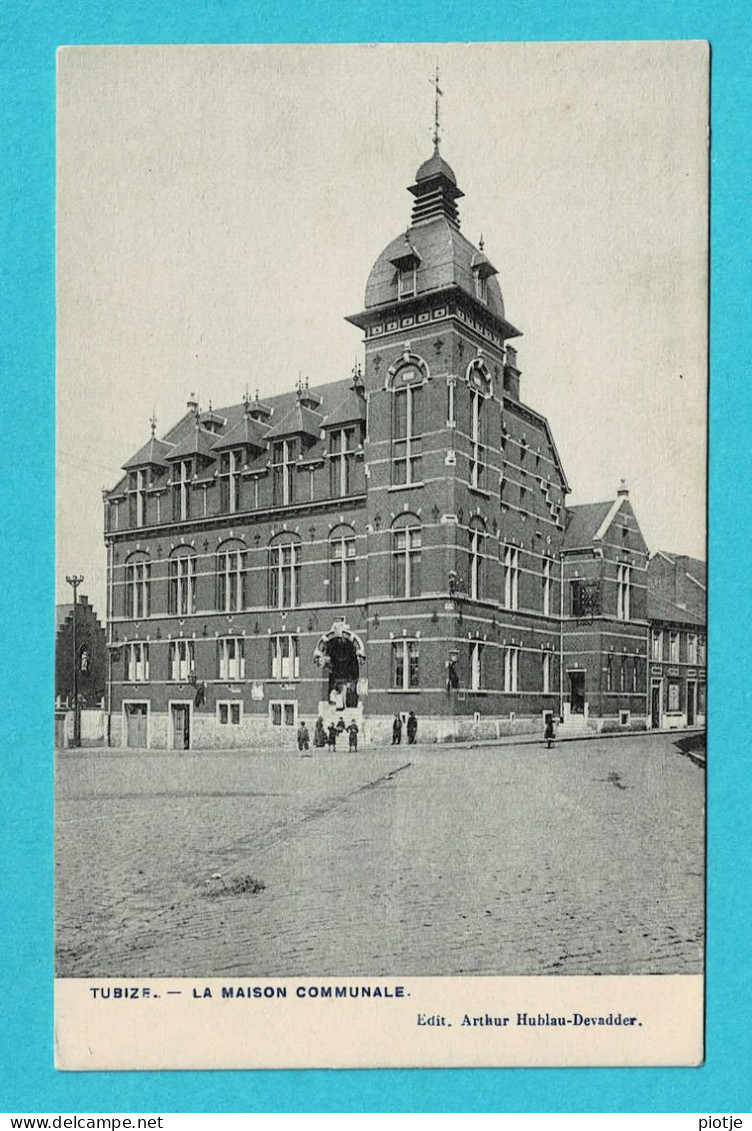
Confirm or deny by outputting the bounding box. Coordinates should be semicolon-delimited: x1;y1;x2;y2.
647;552;707;730
102;144;699;748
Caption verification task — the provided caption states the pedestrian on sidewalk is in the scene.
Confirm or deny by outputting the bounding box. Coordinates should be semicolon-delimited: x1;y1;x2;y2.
392;715;402;745
327;723;338;751
348;721;359;752
313;717;326;748
297;721;310;753
406;711;418;744
544;714;556;749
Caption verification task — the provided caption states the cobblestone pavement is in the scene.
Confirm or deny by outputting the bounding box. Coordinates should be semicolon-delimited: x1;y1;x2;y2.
55;733;704;977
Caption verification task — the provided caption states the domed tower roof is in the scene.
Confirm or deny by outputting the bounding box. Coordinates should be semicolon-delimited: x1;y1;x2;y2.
346;148;521;339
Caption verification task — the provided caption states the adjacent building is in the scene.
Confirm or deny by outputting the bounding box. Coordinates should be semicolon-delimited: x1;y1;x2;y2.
101;142;703;749
647;552;707;730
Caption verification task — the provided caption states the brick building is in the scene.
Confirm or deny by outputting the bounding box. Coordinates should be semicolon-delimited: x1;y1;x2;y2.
55;595;107;710
647;552;707;730
101;144;698;748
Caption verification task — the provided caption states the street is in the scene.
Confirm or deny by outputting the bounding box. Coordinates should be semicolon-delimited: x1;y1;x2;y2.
55;732;704;978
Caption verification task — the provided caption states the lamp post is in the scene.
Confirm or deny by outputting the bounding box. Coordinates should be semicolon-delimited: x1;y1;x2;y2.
65;574;84;747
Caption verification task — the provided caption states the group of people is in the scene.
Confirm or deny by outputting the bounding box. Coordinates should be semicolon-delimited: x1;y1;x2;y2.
297;716;359;754
392;711;418;745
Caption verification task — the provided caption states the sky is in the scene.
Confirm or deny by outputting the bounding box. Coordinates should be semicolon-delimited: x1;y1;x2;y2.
56;41;708;615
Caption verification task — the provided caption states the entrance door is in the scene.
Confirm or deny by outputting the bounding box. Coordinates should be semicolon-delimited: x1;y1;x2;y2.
686;681;696;726
126;702;148;747
171;704;190;750
651;683;661;729
568;671;585;714
326;638;360;709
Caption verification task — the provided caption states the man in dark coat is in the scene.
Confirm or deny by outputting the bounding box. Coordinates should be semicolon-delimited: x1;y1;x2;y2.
347;721;359;752
406;711;418;744
392;715;402;745
297;721;310;752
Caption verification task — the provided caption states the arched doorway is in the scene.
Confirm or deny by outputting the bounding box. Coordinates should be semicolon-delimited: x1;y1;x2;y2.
314;625;365;711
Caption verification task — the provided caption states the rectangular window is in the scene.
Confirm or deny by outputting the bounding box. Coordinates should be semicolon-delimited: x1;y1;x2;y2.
469;525;485;600
446;380;456;425
687;634;698;664
631;658;639;693
125;642;149;682
129;469;149;527
469;389;486;490
329;534;356;603
398;262;416;298
669;631;679;662
698;682;706;713
698;636;706;665
606;655;614;692
270;700;297;727
392;525;421;597
668;681;680;712
270;635;300;680
392;639;420;690
124;559;151;619
216;549;249;611
392;384;422;486
217;637;245;681
502;546;520;610
271;440;297;507
328;428;357;497
219;450;243;513
470;641;483;691
542;558;553;616
270;541;300;608
542;651;551;694
652;629;664;661
616;564;631;620
217;701;242;725
168;555;196;615
172;460;192;521
168;640;194;682
503;646;519;693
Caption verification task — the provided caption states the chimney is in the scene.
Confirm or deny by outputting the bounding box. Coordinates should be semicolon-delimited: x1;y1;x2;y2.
617;479;629;497
503;346;521;401
186;392;199;413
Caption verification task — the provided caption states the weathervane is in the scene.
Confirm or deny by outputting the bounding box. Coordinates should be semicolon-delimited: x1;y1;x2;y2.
431;63;443;153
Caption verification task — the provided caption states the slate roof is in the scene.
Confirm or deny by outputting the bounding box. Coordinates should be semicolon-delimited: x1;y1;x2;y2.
323;390;366;429
563;501;614;550
122;435;174;470
362;217;509;324
657;551;707;589
165;425;221;462
264;401;324;442
211;412;269;453
647;591;705;628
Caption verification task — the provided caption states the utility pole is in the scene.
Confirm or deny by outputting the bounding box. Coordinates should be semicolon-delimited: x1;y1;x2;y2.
66;574;84;747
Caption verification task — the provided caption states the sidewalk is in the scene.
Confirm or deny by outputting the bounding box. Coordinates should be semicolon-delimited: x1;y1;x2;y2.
58;725;705;757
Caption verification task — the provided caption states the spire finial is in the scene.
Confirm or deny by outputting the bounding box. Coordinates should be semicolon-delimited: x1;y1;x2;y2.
479;233;484;252
150;409;156;437
431;63;443;153
243;384;251;414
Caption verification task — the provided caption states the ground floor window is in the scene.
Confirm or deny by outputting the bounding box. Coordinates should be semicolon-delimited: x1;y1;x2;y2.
698;682;706;714
168;640;194;682
217;701;242;725
270;634;299;680
667;681;681;712
270;700;296;727
470;641;483;691
542;651;551;694
503;647;519;693
125;642;149;682
392;639;419;689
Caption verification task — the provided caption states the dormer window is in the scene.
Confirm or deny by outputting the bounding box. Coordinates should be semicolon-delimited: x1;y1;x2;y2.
474;271;488;303
398;262;416;299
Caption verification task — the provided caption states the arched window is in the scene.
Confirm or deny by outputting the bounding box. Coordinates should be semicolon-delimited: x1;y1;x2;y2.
466;361;491;491
391;361;426;486
468;517;487;600
124;551;151;618
269;534;301;608
168;547;196;615
391;515;421;598
216;539;250;612
329;525;356;604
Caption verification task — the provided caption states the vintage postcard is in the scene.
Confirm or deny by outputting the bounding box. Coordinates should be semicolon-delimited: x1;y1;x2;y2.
54;41;708;1069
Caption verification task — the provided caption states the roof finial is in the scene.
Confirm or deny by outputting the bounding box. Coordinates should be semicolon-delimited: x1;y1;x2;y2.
431;63;443;154
150;409;157;437
243;384;251;414
479;233;485;252
296;372;304;399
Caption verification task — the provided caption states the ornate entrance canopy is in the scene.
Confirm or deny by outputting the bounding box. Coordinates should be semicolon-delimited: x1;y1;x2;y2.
313;621;366;666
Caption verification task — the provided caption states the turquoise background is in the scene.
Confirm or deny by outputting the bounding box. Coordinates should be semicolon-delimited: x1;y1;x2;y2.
1;0;749;1114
